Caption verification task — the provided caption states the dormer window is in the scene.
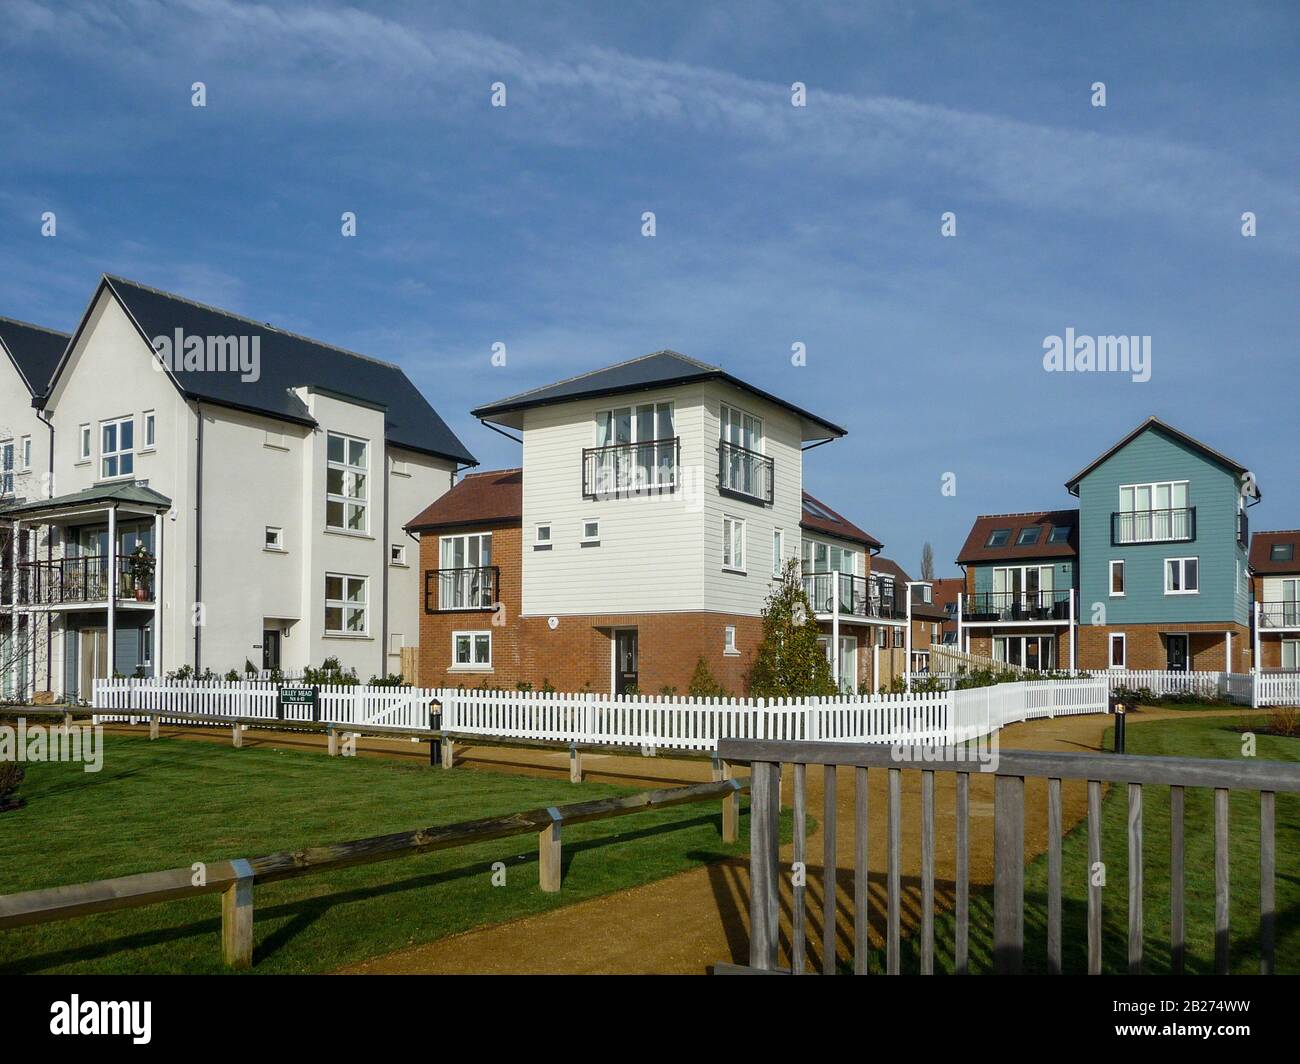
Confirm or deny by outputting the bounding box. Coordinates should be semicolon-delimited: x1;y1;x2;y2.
985;529;1011;548
1048;525;1071;544
1016;528;1040;546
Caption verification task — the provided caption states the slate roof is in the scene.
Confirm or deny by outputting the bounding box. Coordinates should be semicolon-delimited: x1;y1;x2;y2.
405;469;523;532
471;350;846;440
1249;530;1300;575
51;276;476;466
1065;416;1252;495
0;315;70;397
0;482;172;518
956;510;1079;565
800;490;882;549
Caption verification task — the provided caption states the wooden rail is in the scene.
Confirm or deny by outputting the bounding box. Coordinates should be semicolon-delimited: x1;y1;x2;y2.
0;775;746;968
717;739;1300;975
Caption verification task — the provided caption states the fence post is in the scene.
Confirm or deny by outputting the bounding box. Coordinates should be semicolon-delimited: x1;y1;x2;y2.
441;735;455;769
231;721;242;749
569;743;582;784
716;758;738;844
221;860;255;969
538;809;562;892
748;760;781;970
993;773;1025;974
149;713;159;741
327;727;338;757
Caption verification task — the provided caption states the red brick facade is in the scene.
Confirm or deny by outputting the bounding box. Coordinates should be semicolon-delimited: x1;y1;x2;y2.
1076;622;1251;672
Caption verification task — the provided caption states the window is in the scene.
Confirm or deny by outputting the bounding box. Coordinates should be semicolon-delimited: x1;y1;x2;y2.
141;625;153;669
590;401;676;495
143;412;156;451
438;533;493;609
723;516;745;572
100;416;134;479
534;524;552;550
724;625;738;655
582;520;600;545
985;529;1011;548
19;436;31;471
1016;527;1040;546
1272;543;1296;563
452;631;492;669
390;543;407;566
0;441;12;496
326;432;369;533
1109;633;1126;669
893;627;904;648
1110;560;1126;596
772;529;784;577
78;424;91;462
325;573;368;634
1117;481;1191;543
1165;557;1199;595
1048;525;1071;544
1283;640;1299;669
876;627;887;649
264;526;284;551
719;404;768;499
801;538;859;575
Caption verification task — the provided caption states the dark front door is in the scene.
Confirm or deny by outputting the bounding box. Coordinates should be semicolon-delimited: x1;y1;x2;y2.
1166;634;1189;672
614;629;639;694
262;630;282;672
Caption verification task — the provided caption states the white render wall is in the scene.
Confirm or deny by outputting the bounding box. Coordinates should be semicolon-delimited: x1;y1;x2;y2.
0;352;52;504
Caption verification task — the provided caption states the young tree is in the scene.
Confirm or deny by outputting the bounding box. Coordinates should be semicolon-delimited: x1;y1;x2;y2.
747;558;837;698
920;542;935;581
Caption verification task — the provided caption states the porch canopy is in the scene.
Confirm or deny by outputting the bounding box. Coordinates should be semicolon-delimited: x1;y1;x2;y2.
0;481;172;526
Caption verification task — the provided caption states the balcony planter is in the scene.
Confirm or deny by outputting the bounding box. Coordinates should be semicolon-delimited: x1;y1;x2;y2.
126;545;155;602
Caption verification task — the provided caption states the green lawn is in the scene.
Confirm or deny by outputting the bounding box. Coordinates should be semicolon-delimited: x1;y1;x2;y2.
0;733;759;974
885;714;1300;974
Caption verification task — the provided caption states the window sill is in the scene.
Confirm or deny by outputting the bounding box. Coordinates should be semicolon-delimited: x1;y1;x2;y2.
263;547;287;554
1109;592;1125;598
324;528;374;541
323;632;372;640
1164;591;1200;597
722;567;747;576
449;665;493;674
724;649;741;658
140;447;156;456
390;561;410;568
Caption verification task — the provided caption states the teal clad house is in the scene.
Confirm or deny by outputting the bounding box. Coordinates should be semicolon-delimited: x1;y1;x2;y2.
1065;417;1256;672
956;509;1079;671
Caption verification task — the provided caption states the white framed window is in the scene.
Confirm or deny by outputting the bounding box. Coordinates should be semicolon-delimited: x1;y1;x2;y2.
723;515;746;572
325;573;368;635
1109;632;1127;669
772;528;784;577
264;526;284;551
876;627;888;649
719;403;767;499
1109;560;1126;596
78;423;91;463
1283;640;1299;669
724;625;738;655
99;416;135;479
1165;557;1199;595
19;435;31;471
591;401;676;495
0;440;13;496
534;523;552;550
141;624;153;669
582;520;600;545
438;533;493;609
326;431;369;533
1117;480;1191;542
390;543;407;566
452;630;492;669
142;411;156;451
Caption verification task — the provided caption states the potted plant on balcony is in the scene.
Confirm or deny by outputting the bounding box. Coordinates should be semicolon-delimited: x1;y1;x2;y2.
126;544;154;601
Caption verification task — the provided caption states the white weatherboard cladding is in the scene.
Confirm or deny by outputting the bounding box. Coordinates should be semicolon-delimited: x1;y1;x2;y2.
0;352;50;503
519;380;805;618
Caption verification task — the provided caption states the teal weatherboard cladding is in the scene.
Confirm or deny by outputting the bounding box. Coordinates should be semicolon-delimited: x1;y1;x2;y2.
1074;424;1249;626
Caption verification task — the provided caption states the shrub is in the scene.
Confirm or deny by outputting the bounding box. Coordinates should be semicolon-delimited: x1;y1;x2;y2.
687;657;730;698
0;762;24;808
747;559;837;698
1267;705;1299;737
367;673;409;688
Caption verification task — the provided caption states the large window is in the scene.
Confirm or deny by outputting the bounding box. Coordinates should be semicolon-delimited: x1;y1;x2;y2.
452;631;492;669
589;401;675;495
1117;481;1190;542
801;538;858;574
100;416;134;479
325;573;368;634
1165;557;1199;595
1283;640;1299;669
326;432;369;532
719;403;769;499
723;515;746;572
438;533;494;609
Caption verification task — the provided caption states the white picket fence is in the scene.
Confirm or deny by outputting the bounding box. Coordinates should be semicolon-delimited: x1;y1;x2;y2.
1256;672;1300;708
93;675;1114;752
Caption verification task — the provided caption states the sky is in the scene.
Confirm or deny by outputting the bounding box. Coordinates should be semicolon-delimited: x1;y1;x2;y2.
1;0;1296;576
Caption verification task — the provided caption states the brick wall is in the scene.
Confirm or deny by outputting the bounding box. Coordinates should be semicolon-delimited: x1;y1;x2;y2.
1077;622;1252;672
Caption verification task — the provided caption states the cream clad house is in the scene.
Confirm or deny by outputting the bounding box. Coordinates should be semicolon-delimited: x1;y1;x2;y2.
0;275;474;701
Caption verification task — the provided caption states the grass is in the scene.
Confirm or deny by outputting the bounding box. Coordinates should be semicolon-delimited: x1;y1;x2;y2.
882;714;1300;974
0;732;771;974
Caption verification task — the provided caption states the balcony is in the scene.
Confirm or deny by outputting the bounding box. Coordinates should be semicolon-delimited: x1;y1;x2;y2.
426;566;499;612
1259;600;1300;629
15;554;155;606
962;590;1072;623
581;438;679;500
718;442;774;505
1111;506;1196;546
802;571;900;620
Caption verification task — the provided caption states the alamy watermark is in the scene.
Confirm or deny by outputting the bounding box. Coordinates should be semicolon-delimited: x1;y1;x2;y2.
1;720;103;773
152;329;261;383
1042;328;1150;383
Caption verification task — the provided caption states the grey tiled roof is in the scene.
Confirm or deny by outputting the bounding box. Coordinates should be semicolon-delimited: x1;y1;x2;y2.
0;315;70;397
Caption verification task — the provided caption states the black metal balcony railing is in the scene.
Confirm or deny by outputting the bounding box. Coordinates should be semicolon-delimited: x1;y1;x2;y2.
15;554;155;606
718;441;774;505
581;438;679;500
962;590;1072;622
1111;506;1196;545
1259;600;1300;628
425;566;499;612
801;571;900;620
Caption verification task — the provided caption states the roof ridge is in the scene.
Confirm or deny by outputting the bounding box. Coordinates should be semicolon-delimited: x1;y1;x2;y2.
974;509;1076;519
478;349;719;409
103;274;406;373
0;315;71;338
462;467;523;478
1255;529;1300;535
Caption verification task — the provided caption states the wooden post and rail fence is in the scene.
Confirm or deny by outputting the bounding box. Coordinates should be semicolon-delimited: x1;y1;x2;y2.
717;738;1300;976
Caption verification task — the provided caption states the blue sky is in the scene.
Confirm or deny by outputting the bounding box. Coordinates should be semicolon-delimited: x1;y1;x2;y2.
2;0;1296;574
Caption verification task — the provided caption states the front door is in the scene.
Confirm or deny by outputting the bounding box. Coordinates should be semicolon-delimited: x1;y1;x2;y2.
79;627;108;701
1166;634;1189;672
262;630;282;672
614;630;638;694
